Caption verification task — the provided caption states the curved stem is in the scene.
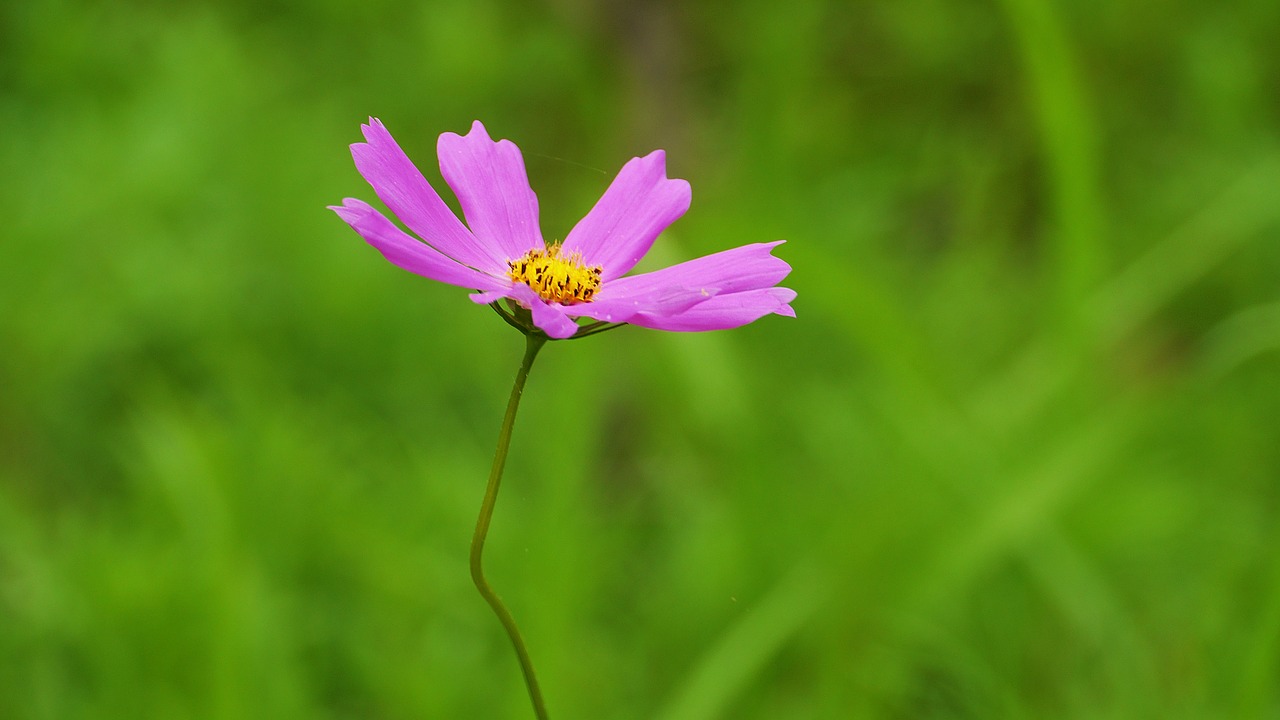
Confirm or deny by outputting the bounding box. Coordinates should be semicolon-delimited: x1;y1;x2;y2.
470;332;550;720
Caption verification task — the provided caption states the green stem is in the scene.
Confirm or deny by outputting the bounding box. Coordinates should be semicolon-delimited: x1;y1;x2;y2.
470;332;550;720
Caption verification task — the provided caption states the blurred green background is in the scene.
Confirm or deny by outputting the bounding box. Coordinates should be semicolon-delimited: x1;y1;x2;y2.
3;0;1279;717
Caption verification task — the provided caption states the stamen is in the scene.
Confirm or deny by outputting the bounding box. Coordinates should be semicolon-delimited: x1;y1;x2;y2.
508;245;603;305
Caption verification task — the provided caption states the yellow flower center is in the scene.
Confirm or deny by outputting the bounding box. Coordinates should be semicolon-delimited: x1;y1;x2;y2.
508;245;603;305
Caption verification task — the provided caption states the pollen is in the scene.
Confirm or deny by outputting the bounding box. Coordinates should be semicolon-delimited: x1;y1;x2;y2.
508;244;603;305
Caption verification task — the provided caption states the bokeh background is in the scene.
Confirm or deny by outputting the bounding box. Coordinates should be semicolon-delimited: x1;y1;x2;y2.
3;1;1279;718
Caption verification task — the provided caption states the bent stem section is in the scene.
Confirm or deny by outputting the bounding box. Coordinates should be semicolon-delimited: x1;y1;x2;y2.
470;332;550;720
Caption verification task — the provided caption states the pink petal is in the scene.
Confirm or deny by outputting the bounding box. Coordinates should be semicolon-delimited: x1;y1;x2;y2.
529;297;581;339
604;239;783;298
437;121;544;261
350;118;507;274
629;287;797;332
469;284;581;339
565;241;790;324
615;240;790;295
330;199;507;291
561;284;721;324
561;151;691;281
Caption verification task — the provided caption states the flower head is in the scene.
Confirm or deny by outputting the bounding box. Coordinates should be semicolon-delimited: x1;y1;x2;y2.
331;119;795;339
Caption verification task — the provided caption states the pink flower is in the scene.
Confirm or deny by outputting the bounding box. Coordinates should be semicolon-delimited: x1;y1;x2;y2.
331;119;795;339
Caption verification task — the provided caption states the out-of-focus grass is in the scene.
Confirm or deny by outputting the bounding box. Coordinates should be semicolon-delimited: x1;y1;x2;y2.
2;1;1278;718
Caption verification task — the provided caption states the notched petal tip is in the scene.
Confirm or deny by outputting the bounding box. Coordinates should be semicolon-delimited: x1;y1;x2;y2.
769;287;798;317
328;197;367;221
358;117;390;146
440;120;493;150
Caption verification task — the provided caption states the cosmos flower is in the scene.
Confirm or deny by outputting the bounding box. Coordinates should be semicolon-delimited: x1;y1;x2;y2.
331;119;795;339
